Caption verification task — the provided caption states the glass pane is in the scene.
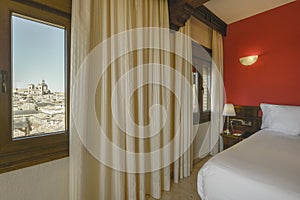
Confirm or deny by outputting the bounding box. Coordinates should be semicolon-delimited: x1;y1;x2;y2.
12;14;66;138
192;70;199;113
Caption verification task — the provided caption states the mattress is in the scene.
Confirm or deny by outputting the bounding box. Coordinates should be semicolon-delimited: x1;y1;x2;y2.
197;130;300;200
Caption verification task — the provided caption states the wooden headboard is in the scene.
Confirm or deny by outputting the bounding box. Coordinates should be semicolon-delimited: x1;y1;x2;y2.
226;105;262;134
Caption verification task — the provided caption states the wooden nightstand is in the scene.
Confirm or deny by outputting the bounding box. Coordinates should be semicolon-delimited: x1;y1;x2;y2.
220;105;261;150
221;133;244;150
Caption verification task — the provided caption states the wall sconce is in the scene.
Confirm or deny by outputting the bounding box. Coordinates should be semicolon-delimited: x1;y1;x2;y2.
239;55;259;66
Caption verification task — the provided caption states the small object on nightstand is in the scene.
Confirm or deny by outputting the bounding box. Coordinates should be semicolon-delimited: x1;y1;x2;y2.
221;132;244;150
232;133;242;137
222;104;236;134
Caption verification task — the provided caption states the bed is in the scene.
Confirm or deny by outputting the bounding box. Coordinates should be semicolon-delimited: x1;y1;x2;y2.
197;103;300;200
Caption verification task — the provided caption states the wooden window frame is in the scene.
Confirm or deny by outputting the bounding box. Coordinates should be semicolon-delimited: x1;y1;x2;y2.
0;0;70;173
192;42;211;124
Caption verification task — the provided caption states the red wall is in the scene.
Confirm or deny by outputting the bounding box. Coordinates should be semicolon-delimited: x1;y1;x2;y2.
223;1;300;106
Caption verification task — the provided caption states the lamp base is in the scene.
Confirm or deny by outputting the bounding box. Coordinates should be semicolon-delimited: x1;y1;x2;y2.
224;129;231;135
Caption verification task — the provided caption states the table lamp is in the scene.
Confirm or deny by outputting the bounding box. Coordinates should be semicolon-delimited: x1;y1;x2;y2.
222;103;236;134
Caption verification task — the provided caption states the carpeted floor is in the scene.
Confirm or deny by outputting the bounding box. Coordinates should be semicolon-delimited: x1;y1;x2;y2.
147;156;211;200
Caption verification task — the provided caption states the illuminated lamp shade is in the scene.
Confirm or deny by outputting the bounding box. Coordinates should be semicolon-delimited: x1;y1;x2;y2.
239;55;259;66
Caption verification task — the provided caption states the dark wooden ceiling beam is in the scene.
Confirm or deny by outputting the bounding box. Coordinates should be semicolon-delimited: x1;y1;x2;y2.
191;6;227;36
168;0;227;36
186;0;210;8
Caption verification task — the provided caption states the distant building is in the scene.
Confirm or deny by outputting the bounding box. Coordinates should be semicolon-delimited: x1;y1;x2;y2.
28;84;34;90
28;80;50;95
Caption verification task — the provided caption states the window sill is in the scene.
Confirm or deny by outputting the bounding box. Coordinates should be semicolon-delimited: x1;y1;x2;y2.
0;131;69;174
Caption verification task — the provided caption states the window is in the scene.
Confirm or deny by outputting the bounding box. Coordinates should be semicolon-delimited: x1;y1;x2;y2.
192;42;211;124
12;14;66;138
0;0;70;173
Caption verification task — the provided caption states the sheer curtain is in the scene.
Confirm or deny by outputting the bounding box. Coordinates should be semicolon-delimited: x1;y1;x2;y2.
210;30;225;155
194;27;224;158
70;0;193;199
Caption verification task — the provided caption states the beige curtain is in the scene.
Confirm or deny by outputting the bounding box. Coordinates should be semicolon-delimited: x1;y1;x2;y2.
70;0;193;199
210;30;224;155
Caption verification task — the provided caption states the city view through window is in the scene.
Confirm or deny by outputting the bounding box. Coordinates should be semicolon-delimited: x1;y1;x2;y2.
12;14;66;138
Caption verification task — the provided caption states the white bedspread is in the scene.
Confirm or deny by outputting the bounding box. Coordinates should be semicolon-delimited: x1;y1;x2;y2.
197;130;300;200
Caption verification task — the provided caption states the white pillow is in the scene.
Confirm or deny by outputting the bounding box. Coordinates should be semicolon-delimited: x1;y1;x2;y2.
260;103;300;135
260;103;274;129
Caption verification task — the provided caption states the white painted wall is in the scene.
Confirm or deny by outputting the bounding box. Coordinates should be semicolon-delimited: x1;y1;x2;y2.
0;158;69;200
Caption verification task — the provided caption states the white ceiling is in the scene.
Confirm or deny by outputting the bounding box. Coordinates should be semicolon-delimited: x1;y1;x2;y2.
204;0;296;24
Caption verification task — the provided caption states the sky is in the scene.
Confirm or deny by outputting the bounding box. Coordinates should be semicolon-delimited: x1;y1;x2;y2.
12;15;65;92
